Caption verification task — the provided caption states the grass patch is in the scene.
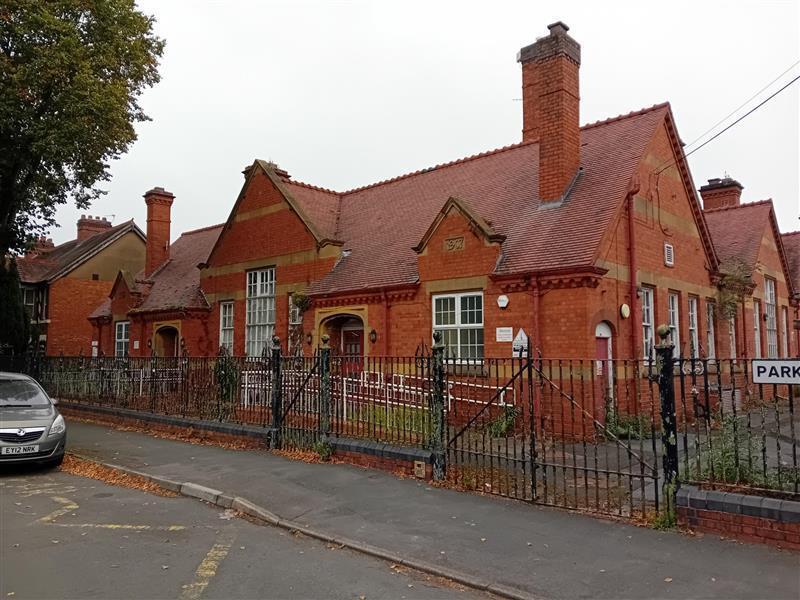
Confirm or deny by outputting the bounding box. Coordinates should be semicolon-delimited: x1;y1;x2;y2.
605;411;653;440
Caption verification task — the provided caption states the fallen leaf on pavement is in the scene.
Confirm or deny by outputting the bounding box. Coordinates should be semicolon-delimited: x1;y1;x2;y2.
664;578;673;583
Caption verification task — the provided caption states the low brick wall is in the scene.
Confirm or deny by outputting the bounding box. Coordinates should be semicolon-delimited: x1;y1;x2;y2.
677;485;800;551
60;402;433;480
330;438;433;480
59;403;272;450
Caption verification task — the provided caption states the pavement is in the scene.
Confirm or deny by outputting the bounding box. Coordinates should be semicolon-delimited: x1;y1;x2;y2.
0;468;481;599
66;419;800;600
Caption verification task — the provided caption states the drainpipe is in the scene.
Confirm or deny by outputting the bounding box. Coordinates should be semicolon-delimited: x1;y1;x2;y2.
627;192;641;360
532;276;541;355
532;276;542;416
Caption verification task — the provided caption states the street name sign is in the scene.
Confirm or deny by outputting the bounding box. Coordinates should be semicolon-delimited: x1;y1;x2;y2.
752;360;800;384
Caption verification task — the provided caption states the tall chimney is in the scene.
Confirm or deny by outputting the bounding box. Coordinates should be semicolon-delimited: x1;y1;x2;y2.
699;177;743;211
518;22;581;203
77;215;112;241
143;187;174;277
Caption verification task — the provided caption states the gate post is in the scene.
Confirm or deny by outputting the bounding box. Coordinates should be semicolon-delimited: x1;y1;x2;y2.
319;335;332;440
431;331;446;481
270;336;283;450
655;324;679;521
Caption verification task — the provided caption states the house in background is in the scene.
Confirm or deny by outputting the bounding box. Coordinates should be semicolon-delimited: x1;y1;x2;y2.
780;231;800;355
16;216;145;355
89;187;223;357
197;22;725;367
701;177;796;360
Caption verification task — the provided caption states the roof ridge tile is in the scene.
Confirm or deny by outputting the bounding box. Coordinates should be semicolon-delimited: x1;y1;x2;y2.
179;223;225;236
340;142;530;195
284;179;340;196
580;102;670;131
703;198;774;213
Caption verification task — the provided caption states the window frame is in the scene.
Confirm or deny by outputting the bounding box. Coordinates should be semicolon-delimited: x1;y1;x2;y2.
764;278;778;358
706;301;716;360
219;301;234;353
728;317;737;361
115;321;130;358
753;299;762;359
687;296;699;359
641;286;655;361
245;268;276;357
781;306;789;357
432;291;484;362
668;291;681;356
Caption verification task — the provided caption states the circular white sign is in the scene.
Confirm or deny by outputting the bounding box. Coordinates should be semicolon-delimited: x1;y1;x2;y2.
620;303;631;319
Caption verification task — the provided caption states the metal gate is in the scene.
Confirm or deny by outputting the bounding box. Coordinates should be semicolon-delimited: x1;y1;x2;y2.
445;348;664;519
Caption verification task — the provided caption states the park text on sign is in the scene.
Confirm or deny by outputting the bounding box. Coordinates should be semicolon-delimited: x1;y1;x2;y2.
752;359;800;384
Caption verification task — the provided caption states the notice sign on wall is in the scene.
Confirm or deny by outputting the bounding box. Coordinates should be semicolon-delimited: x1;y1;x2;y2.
496;327;514;342
752;360;800;384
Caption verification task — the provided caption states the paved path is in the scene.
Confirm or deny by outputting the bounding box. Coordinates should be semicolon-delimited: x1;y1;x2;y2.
67;420;800;599
0;468;477;599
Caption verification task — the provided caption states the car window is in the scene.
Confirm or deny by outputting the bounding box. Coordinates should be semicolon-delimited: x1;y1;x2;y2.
0;380;51;407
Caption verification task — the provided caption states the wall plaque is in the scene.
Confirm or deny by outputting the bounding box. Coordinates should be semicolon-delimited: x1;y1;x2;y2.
444;237;465;252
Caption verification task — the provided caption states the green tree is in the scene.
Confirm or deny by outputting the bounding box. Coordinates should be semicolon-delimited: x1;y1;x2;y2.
0;0;165;255
0;257;29;354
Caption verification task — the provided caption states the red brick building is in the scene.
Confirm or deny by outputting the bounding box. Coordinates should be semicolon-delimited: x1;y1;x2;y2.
91;22;798;367
197;22;725;365
88;188;222;357
16;217;145;355
702;178;796;360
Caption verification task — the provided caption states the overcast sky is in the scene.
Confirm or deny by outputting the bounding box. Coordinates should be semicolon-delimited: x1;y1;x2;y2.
51;0;800;245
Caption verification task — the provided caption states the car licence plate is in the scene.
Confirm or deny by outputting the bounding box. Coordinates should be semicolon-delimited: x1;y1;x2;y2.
1;445;39;455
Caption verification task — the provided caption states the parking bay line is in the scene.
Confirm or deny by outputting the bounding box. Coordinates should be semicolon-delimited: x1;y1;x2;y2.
179;530;237;600
52;523;186;531
37;496;185;531
37;496;79;523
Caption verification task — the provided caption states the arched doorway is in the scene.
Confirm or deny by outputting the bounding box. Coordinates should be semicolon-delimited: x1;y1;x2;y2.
154;326;179;357
595;321;614;404
321;315;364;374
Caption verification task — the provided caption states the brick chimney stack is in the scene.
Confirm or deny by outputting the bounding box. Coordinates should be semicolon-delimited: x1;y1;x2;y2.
699;177;743;211
519;21;581;203
143;187;175;277
77;215;112;241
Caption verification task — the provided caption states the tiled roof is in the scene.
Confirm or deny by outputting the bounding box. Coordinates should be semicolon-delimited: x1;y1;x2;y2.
16;221;143;284
282;180;341;241
781;231;800;295
704;201;773;273
88;297;112;320
131;224;223;313
295;103;671;295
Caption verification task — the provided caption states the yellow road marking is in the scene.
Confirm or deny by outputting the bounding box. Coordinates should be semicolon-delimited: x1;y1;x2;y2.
179;531;236;600
51;523;186;531
37;497;79;524
37;496;185;530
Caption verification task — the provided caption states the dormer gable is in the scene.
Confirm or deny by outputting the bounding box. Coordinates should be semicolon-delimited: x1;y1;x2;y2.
415;196;505;283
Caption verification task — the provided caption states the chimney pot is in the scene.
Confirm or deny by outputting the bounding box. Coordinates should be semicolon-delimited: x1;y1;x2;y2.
700;176;743;210
77;212;113;241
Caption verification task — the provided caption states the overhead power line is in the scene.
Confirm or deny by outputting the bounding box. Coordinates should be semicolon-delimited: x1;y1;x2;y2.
657;72;800;175
683;59;800;152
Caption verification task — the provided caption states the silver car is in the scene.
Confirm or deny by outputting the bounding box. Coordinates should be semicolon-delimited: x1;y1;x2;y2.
0;372;66;467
